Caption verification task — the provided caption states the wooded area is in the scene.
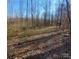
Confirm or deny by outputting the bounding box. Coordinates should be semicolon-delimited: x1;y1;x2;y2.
7;0;71;39
7;0;71;59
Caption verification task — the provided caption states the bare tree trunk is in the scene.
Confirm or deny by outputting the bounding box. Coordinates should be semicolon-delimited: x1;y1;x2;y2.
66;0;71;23
65;0;71;33
26;0;28;30
31;0;34;28
44;0;48;27
19;0;24;29
48;0;51;26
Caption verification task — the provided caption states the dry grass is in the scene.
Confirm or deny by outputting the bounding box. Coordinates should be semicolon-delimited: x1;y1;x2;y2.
7;20;58;40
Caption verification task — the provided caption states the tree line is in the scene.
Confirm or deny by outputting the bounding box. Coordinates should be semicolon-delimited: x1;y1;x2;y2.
8;0;71;30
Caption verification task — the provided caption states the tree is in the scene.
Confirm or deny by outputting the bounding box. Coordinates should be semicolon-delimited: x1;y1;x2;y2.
31;0;36;28
65;0;71;23
36;1;40;27
56;0;71;30
43;0;48;26
26;0;28;29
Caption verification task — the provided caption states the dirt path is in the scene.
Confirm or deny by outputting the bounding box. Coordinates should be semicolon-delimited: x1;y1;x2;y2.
7;30;71;59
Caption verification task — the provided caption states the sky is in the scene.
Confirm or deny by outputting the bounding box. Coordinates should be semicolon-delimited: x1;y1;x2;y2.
7;0;60;18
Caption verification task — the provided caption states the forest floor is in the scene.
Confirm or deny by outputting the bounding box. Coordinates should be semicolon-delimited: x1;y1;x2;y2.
7;29;71;59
